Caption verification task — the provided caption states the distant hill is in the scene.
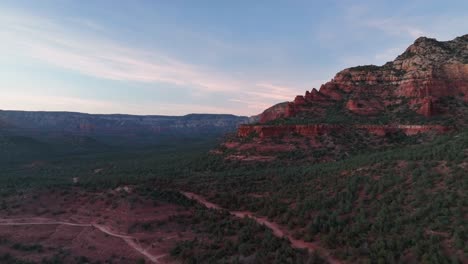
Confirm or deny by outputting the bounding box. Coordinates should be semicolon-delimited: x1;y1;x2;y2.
0;110;249;135
0;110;250;145
0;110;249;164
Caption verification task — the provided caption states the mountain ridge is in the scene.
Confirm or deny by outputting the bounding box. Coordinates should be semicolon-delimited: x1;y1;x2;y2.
0;110;249;135
258;34;468;123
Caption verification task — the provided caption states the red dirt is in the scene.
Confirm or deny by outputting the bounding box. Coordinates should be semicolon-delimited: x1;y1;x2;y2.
0;189;197;264
181;192;220;210
0;218;166;263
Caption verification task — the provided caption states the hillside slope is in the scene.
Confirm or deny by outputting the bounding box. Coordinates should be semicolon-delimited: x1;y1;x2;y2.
185;128;468;263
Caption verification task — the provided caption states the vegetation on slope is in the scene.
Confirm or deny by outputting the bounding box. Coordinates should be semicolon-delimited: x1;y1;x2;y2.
180;129;468;263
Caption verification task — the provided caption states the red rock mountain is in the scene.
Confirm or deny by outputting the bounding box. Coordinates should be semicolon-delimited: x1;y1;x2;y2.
259;34;468;123
221;35;468;162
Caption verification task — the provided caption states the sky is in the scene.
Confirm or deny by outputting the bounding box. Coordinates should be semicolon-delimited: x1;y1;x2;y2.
1;1;467;116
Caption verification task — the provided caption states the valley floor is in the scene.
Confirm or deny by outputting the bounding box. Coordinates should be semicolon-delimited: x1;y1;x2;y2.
0;189;195;264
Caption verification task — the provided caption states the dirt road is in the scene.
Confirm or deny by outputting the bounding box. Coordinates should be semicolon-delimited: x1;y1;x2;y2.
0;218;166;263
181;191;342;264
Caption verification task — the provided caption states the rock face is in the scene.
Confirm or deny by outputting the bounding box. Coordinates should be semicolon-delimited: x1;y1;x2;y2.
238;124;450;138
259;102;293;123
224;35;468;162
258;35;468;122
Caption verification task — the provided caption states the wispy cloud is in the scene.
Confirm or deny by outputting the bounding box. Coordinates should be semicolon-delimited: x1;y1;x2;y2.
228;81;327;114
365;18;427;39
251;83;303;101
0;10;316;116
374;46;405;62
228;98;274;112
0;92;236;116
0;93;119;114
0;11;243;93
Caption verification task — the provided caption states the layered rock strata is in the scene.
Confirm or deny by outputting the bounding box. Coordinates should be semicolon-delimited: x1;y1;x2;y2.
259;35;468;123
238;124;450;139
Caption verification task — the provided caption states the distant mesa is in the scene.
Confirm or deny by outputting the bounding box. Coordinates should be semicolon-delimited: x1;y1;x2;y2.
0;111;249;136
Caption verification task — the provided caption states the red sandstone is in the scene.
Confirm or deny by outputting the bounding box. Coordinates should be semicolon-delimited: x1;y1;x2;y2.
238;124;450;139
257;35;468;123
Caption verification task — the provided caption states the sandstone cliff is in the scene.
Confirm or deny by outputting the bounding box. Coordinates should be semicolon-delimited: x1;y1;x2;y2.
224;35;468;162
259;35;468;123
238;124;450;139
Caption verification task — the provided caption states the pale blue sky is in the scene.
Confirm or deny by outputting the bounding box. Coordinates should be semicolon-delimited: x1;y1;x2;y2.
1;0;467;116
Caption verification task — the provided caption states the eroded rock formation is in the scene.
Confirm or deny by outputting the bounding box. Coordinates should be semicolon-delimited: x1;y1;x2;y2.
238;124;450;139
225;35;468;162
258;35;468;122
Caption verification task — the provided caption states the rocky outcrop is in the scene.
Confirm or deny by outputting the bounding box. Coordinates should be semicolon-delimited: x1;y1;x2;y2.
345;99;384;115
227;35;467;163
258;34;468;123
238;124;450;139
393;124;451;135
416;97;435;117
258;102;295;123
238;124;341;138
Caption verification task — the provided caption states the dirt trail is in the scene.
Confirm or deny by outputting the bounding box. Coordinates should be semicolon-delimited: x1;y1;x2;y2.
181;191;342;264
182;192;221;209
123;237;167;263
0;218;165;263
0;217;91;227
